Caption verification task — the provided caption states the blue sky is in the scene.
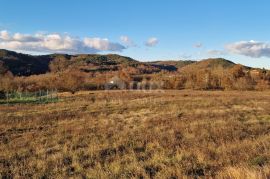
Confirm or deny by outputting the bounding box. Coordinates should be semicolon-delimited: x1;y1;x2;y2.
0;0;270;68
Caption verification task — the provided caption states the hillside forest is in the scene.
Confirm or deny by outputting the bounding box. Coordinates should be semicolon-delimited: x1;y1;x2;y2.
0;49;270;94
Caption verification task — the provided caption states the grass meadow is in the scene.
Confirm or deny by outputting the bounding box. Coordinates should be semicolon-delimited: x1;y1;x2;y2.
1;90;270;178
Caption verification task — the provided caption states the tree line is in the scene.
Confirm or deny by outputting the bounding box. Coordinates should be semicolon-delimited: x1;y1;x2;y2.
1;60;270;95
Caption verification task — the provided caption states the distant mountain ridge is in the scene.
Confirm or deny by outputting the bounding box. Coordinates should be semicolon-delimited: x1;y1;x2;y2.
0;49;260;76
0;49;141;76
149;60;196;68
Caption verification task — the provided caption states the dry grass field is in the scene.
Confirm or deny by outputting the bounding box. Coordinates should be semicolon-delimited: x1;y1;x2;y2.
1;90;270;178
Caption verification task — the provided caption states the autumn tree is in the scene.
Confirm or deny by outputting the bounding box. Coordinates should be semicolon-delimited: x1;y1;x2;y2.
173;76;186;89
0;73;14;92
49;56;70;73
58;69;86;94
230;64;245;78
256;80;269;91
234;76;254;90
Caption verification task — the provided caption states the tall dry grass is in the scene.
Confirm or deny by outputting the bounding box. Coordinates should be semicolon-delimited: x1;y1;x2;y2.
0;90;270;178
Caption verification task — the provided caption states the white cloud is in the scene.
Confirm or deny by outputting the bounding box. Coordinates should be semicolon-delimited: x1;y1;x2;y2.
13;33;41;42
145;37;159;47
84;37;125;51
0;30;126;54
120;35;136;47
0;30;10;41
207;50;226;56
225;40;270;58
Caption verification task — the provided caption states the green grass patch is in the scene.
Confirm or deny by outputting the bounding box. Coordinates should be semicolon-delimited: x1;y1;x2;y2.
0;91;59;105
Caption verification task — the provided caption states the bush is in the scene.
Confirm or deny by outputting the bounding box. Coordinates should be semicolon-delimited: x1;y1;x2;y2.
234;77;254;90
0;91;6;99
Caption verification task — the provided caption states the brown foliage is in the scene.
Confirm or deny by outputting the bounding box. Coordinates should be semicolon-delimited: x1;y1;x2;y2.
49;56;71;73
57;70;86;94
0;62;270;93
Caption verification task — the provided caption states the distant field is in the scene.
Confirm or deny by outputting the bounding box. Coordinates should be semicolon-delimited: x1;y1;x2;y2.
1;90;270;178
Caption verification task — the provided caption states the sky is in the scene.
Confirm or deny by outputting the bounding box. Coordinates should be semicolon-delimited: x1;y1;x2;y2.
0;0;270;68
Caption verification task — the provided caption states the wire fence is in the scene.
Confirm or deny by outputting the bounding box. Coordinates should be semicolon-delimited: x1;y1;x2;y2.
0;90;59;104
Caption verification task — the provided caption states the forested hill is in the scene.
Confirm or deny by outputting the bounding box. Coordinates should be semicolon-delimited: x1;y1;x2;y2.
1;49;192;76
0;49;266;77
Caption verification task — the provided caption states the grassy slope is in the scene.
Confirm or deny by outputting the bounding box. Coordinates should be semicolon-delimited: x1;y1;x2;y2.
1;90;270;178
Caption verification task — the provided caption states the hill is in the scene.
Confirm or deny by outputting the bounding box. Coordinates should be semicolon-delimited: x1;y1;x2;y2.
0;49;261;77
0;49;270;92
179;58;236;73
150;60;195;68
0;50;185;76
148;60;195;72
0;49;53;76
0;50;141;76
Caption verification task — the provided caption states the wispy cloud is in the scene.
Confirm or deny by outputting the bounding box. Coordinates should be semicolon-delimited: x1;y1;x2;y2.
207;50;226;56
0;30;126;54
194;42;203;48
120;35;136;47
145;37;159;47
225;40;270;58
